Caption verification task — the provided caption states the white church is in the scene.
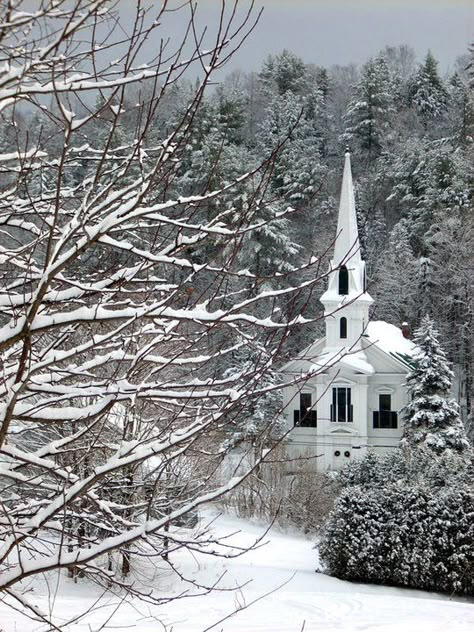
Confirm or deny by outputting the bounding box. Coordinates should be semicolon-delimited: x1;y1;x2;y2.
282;151;417;471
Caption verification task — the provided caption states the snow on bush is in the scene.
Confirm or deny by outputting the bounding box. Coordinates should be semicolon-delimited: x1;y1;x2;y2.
320;481;474;595
320;450;474;594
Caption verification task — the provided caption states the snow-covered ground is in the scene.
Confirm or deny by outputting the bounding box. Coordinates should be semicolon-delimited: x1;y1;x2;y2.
1;508;474;632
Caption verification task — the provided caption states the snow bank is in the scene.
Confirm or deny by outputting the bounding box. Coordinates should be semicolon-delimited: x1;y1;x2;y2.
2;509;473;631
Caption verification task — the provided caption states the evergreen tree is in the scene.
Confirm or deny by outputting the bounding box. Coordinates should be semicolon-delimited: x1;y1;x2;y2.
424;214;474;436
402;315;469;454
234;197;301;278
320;482;474;595
448;71;474;144
468;41;474;87
384;138;471;252
320;448;474;594
408;51;449;124
260;49;307;95
374;219;417;325
343;56;394;159
257;90;326;206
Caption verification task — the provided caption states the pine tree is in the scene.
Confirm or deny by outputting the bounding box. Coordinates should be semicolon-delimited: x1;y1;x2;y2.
408;51;449;124
375;219;417;325
448;71;474;144
402;315;469;454
343;56;394;159
384;137;471;253
260;49;307;96
235;198;301;278
468;41;474;87
257;90;325;206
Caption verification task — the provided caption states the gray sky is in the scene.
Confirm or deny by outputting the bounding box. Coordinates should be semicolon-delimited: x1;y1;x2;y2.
138;0;472;78
189;0;474;73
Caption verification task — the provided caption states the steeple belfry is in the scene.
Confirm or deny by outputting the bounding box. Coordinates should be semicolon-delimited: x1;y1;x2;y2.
320;152;373;350
333;151;362;268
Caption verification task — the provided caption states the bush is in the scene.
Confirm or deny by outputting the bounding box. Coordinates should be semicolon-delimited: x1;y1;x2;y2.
320;451;474;595
338;449;472;489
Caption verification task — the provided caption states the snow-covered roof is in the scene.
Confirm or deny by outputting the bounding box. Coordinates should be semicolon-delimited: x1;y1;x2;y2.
310;349;375;375
282;320;417;374
365;321;417;368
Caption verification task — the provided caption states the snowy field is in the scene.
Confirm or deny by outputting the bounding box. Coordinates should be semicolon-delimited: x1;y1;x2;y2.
1;508;474;632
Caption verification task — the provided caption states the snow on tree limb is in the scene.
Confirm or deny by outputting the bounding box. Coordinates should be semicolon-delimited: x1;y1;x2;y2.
0;1;326;619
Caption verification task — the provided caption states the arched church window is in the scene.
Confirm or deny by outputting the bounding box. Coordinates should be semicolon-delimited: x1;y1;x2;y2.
338;266;349;295
340;317;347;339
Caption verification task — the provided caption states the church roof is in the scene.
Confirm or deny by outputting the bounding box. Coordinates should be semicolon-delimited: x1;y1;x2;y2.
282;321;417;374
365;321;417;369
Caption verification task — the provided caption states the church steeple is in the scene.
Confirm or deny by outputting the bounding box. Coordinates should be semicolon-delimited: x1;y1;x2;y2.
320;151;373;350
333;150;362;269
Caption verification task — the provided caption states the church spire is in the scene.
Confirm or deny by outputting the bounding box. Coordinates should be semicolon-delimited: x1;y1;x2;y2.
333;150;361;267
320;151;373;350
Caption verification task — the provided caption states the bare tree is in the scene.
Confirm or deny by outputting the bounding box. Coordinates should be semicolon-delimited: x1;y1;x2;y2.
0;1;326;625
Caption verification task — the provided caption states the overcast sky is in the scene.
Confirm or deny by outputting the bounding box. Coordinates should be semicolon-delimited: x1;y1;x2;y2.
191;0;474;73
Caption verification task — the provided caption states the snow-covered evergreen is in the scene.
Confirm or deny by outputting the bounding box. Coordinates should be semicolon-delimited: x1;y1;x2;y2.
343;55;394;158
320;446;474;594
408;51;449;123
320;481;474;595
402;315;470;454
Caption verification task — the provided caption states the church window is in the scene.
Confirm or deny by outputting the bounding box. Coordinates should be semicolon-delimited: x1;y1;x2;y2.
340;317;347;339
373;393;398;428
331;387;353;422
338;266;349;295
294;392;317;428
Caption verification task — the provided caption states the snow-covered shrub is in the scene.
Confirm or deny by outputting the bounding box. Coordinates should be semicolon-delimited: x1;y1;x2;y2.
338;449;472;489
320;483;474;595
321;447;474;594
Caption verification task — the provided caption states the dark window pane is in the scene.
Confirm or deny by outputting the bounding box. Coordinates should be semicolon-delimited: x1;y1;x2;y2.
300;411;317;428
373;410;398;429
340;317;347;339
337;388;346;408
300;393;312;415
373;411;379;428
337;388;347;421
296;393;317;427
332;387;352;422
379;394;391;411
339;266;349;295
